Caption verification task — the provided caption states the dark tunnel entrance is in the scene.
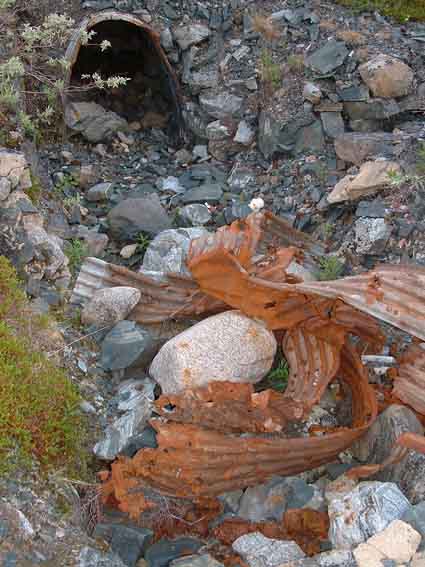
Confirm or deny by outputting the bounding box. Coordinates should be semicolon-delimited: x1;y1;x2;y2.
66;13;183;140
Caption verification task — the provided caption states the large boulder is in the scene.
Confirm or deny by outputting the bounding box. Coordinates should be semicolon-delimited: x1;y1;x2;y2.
0;149;31;190
150;310;277;394
108;195;172;241
359;54;414;98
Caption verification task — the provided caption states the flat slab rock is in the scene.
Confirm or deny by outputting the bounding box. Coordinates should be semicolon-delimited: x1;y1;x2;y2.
149;310;277;394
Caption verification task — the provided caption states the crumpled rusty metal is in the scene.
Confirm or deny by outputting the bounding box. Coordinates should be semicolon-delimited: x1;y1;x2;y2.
393;342;425;415
89;210;425;515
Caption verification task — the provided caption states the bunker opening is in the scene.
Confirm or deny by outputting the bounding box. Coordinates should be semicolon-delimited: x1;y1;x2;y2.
66;13;183;139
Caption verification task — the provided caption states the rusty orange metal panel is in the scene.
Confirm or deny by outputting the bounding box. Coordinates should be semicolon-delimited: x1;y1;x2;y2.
394;342;425;415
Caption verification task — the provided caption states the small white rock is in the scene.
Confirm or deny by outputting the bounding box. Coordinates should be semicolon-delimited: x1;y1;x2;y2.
120;243;138;259
353;543;386;567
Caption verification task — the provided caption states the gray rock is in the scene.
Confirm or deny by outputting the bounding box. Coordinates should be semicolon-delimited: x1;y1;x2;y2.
170;554;224;567
82;287;141;327
199;91;243;120
188;70;220;91
93;379;154;461
403;502;425;544
83;230;109;257
337;84;370;102
150;310;277;394
258;110;280;158
86;182;113;202
179;204;211;226
238;477;315;522
173;24;210;50
305;40;348;75
120;424;158;458
145;538;203;567
65;102;129;143
234;121;255;145
313;550;356;566
344;99;400;121
334;132;398;164
303;82;322;104
355;198;387;218
218;490;243;513
94;524;153;567
182;184;223;204
78;547;126;567
108;195;172;241
320;112;345;139
0;149;31;189
101;321;159;372
0;177;12;201
142;227;208;275
205;120;233;141
327;481;411;549
354;218;391;254
232;533;305;567
295;121;325;154
160;28;174;51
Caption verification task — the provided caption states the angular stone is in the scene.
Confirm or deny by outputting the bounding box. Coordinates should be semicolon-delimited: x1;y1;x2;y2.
258;110;280;158
108;195;172;241
334;132;398;165
170;554;224;567
234;121;255;145
355;218;391;255
327;481;411;549
65;102;129;143
295;121;325;154
206;120;233;140
94;524;153;567
142;228;208;276
86;182;113;202
313;550;356;566
411;551;425;567
101;321;159;372
303;82;322;104
93;379;154;460
0;178;12;201
173;24;210;50
232;533;305;567
327;161;400;203
78;547;126;567
145;538;202;567
120;424;158;458
182;184;223;204
305;40;348;75
359;54;414;98
353;543;386;567
344;99;400;121
179;204;211;226
366;520;420;564
219;490;243;513
320;112;345;139
199;91;243;120
150;310;277;394
84;230;109;257
82;286;141;327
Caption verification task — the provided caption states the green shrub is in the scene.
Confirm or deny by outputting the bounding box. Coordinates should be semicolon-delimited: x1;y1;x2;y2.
335;0;425;22
317;256;344;281
65;239;88;274
0;256;85;474
264;358;289;392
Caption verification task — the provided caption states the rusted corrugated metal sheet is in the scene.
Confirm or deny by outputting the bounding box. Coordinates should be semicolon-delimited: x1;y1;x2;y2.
101;343;377;505
394;342;425;415
155;381;302;433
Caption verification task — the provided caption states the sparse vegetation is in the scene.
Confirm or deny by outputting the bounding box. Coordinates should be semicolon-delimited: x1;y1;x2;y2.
54;173;78;196
0;256;85;474
252;14;280;42
317;256;344;281
335;0;425;22
286;54;305;73
26;172;43;204
259;48;282;92
65;239;88;274
264;357;289;392
137;232;151;255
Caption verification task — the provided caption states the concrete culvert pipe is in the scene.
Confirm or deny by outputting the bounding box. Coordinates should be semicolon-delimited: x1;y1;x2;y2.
63;11;183;142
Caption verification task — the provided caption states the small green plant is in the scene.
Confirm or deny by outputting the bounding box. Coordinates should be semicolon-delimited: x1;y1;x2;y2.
63;193;82;212
317;256;344;281
137;232;151;255
287;54;305;73
264;358;289;392
323;223;334;239
54;173;78;196
0;256;86;475
260;48;282;91
26;173;42;204
387;170;425;191
65;239;88;274
335;0;425;22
